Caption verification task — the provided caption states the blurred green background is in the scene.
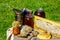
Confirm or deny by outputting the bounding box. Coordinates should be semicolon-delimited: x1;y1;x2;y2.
0;0;60;40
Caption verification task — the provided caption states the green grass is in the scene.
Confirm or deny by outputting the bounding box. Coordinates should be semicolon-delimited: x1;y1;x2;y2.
0;0;60;40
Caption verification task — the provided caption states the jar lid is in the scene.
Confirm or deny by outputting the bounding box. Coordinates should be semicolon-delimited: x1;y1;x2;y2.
37;8;44;12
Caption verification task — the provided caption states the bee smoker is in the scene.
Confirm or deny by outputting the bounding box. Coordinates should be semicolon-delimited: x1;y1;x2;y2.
13;8;23;25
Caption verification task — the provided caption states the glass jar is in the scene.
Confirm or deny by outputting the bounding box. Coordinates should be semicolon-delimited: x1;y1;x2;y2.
34;8;45;18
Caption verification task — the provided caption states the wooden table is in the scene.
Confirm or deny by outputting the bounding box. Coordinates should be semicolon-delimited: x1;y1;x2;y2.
7;27;60;40
7;28;39;40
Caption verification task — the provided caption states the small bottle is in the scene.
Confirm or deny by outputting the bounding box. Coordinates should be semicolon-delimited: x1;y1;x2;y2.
23;9;34;28
12;21;20;35
34;8;45;18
